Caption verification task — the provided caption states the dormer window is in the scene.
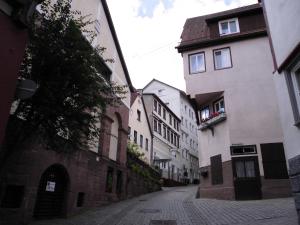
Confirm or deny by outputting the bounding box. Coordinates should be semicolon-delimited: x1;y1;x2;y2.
218;18;240;36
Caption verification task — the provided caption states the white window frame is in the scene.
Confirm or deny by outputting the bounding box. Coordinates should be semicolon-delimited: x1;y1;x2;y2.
189;52;206;74
214;98;225;113
213;47;232;70
218;18;240;36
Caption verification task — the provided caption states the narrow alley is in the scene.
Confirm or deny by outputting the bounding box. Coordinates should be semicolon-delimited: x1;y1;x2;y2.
30;186;297;225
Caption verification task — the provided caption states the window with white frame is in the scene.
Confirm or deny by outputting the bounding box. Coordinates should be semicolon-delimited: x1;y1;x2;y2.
214;98;225;113
189;52;205;74
218;18;240;36
214;48;232;70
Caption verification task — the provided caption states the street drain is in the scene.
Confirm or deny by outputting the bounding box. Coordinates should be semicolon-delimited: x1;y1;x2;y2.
139;199;147;201
150;220;177;225
138;209;161;213
175;191;186;192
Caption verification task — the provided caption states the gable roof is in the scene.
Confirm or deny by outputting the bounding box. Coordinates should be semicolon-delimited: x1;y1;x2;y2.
143;78;186;96
176;3;266;53
142;93;181;121
101;0;134;92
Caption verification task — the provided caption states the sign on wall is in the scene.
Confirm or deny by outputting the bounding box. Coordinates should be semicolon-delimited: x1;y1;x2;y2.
45;181;56;192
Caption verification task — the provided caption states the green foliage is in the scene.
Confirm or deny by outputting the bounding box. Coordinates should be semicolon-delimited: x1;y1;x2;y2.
7;0;127;152
127;142;145;160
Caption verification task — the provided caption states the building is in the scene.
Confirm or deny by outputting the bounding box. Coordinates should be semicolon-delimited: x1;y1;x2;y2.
0;0;134;224
142;93;181;181
143;79;200;183
128;91;153;164
262;0;300;222
177;4;291;200
0;0;37;148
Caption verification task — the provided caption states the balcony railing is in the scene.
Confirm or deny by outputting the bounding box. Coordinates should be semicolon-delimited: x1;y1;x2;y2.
199;112;227;131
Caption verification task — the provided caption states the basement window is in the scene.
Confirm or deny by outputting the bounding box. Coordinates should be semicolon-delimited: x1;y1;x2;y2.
77;192;85;207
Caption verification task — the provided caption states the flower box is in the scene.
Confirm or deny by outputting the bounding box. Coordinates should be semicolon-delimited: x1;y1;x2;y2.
199;112;227;131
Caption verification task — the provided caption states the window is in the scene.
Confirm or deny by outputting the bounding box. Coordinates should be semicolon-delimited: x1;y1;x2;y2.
189;52;206;74
137;110;141;121
154;119;157;132
218;18;239;36
105;167;114;193
231;145;257;155
158;104;161;116
214;98;225;113
163;126;166;139
134;130;137;143
200;107;210;121
173;118;176;128
167;129;170;142
95;19;100;34
171;132;174;144
214;48;232;70
158;122;162;135
128;126;131;139
154;100;157;111
163;108;166;119
210;154;223;185
261;143;288;179
145;138;149;151
169;115;172;125
116;171;123;194
140;135;143;148
286;62;300;125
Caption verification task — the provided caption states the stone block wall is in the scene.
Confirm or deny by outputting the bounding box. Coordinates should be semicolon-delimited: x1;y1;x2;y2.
289;155;300;225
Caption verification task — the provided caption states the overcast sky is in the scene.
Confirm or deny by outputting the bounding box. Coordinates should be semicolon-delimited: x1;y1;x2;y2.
106;0;257;91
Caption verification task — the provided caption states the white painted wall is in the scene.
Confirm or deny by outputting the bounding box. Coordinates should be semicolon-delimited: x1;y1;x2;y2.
144;81;200;180
263;0;300;67
128;95;152;164
71;0;131;108
263;0;300;161
183;37;284;176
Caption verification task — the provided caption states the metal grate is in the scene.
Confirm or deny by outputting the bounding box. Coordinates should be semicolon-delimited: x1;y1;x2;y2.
138;209;161;213
150;220;177;225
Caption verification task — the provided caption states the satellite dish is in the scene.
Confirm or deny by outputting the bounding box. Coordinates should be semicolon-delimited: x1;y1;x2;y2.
16;79;38;100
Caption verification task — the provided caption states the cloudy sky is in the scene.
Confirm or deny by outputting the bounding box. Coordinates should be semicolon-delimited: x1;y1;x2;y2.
106;0;257;91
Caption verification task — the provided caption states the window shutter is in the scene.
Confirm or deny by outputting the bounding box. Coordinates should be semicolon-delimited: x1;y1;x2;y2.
211;154;223;185
261;143;288;179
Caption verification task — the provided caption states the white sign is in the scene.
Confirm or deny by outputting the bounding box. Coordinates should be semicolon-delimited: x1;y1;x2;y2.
46;181;56;192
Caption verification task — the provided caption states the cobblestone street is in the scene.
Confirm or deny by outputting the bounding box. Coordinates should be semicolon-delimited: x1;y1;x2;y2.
30;186;298;225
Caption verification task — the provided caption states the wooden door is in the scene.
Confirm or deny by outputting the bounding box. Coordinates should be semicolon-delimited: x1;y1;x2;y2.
232;156;262;200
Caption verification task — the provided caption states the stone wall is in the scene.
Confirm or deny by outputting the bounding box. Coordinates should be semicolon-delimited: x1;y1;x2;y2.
289;155;300;225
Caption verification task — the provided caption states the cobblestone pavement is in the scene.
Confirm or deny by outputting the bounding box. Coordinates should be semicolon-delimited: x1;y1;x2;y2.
30;185;298;225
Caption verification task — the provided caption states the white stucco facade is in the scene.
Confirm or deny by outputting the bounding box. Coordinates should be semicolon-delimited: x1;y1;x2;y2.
71;0;131;108
143;80;200;182
183;37;284;176
128;94;152;164
263;0;300;161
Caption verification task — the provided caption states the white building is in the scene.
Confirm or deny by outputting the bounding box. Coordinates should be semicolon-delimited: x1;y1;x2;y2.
262;0;300;222
143;79;200;183
128;91;153;164
142;93;182;181
177;4;291;200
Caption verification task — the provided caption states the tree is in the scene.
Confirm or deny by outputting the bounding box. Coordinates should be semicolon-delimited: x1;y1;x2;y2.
3;0;126;159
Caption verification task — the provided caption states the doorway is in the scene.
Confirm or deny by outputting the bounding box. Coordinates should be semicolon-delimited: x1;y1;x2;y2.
34;165;69;219
232;156;261;200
